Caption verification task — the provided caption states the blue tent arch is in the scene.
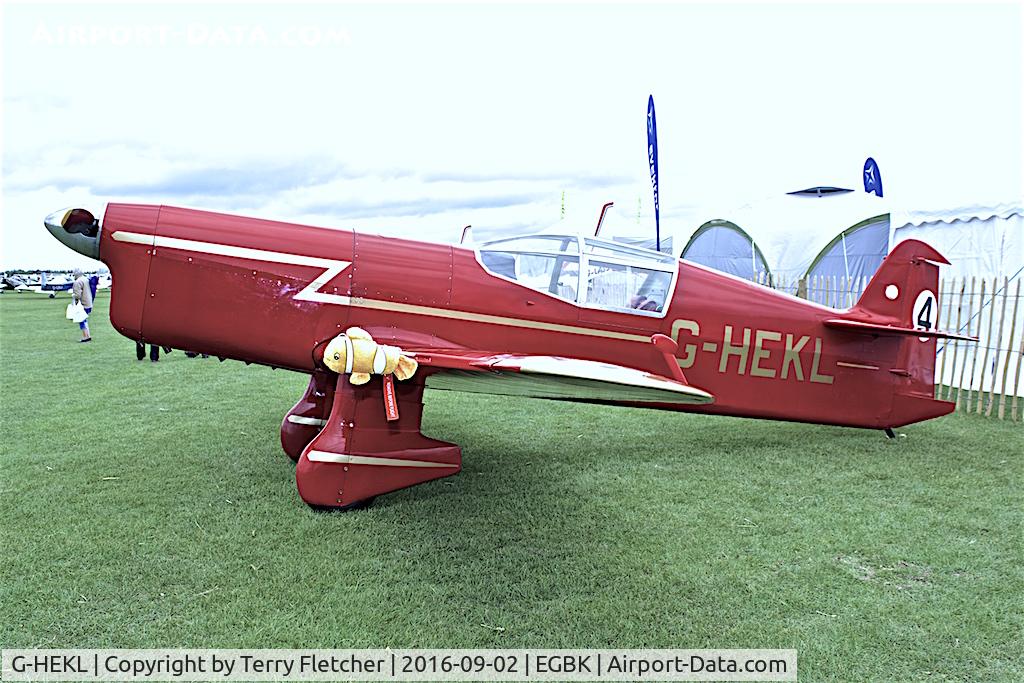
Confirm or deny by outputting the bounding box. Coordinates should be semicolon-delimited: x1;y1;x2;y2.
681;220;773;286
803;214;890;307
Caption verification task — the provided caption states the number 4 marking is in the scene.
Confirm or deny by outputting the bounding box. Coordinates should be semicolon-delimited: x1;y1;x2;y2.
913;290;937;341
916;296;933;330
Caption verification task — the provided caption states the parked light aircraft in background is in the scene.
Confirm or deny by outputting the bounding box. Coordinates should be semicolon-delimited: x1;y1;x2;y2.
1;274;30;293
44;204;975;509
34;272;74;297
5;271;111;297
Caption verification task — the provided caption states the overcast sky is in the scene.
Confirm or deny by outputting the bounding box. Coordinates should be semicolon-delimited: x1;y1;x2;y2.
2;2;1021;269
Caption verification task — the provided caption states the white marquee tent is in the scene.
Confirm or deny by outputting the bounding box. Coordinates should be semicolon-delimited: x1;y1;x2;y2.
675;194;1024;397
677;191;891;305
890;202;1023;281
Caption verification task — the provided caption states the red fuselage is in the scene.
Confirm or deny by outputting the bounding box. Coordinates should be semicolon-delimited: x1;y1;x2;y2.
98;204;949;430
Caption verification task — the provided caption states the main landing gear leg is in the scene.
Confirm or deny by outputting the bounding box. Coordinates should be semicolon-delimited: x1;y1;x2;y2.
280;370;335;461
294;373;461;510
884;428;897;439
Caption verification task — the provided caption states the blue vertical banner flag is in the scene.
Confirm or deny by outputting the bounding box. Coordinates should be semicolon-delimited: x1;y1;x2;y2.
647;95;661;251
863;157;883;197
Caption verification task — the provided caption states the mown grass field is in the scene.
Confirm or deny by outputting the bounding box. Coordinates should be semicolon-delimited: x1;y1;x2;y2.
1;293;1021;681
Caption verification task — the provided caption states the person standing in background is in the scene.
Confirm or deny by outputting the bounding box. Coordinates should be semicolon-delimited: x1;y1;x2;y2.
136;341;158;362
136;341;173;362
72;268;93;343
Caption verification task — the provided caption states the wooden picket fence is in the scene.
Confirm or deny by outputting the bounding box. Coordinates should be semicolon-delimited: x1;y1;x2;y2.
935;276;1022;421
754;272;872;308
752;271;1024;422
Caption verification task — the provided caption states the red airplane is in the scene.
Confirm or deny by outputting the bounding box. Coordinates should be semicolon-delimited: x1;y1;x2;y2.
44;204;975;510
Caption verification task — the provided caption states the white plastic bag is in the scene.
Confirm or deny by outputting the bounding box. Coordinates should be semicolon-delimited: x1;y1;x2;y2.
70;302;88;323
65;303;75;320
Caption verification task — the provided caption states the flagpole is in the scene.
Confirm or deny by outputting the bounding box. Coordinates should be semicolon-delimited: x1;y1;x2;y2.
647;95;661;252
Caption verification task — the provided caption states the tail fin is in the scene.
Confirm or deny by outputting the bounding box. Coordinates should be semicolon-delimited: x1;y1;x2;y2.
824;239;974;341
824;239;972;427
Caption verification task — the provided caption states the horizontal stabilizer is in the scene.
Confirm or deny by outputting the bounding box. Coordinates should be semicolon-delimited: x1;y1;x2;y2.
823;318;978;341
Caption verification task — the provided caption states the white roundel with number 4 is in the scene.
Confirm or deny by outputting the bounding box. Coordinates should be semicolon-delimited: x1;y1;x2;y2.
913;289;937;341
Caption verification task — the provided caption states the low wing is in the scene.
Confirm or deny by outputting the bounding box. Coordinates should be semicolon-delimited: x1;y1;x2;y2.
408;349;714;406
